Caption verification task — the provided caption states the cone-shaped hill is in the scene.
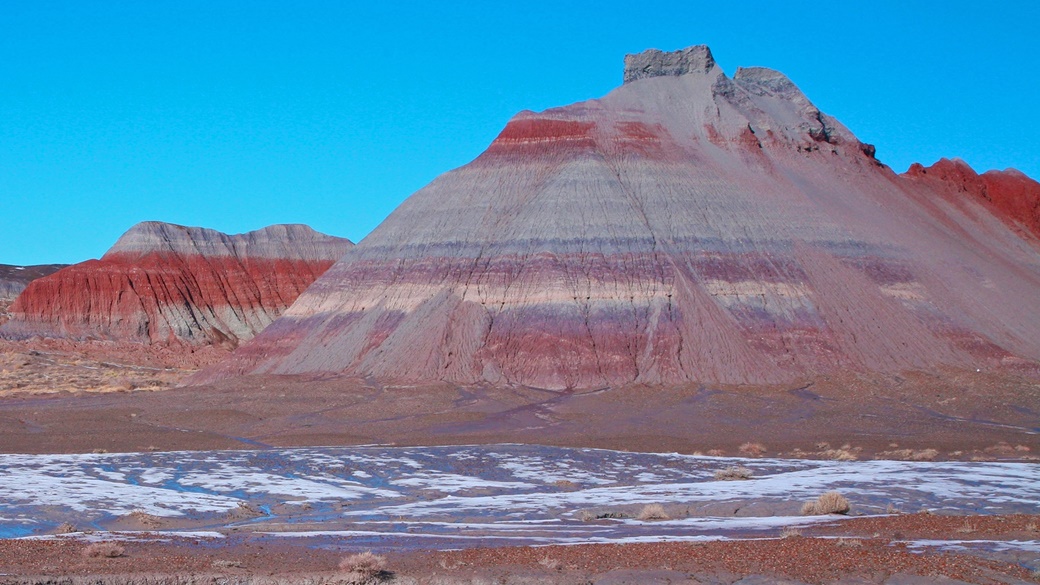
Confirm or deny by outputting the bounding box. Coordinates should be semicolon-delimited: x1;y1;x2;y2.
196;45;1040;390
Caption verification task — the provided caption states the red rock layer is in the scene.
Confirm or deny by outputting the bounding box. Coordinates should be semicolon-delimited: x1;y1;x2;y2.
904;158;1040;239
2;224;351;347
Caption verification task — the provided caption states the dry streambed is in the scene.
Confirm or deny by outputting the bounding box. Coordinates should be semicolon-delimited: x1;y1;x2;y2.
0;445;1037;551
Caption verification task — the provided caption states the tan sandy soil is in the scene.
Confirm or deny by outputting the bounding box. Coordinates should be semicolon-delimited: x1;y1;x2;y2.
0;360;1036;457
1;515;1038;584
0;339;225;396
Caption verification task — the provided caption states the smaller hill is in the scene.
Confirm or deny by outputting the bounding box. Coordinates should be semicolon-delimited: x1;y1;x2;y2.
1;222;352;347
0;264;67;325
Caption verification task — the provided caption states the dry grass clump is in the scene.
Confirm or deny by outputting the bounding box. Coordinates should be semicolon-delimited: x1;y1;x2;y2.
537;556;561;570
791;442;862;461
212;559;243;569
339;552;387;579
801;491;851;516
779;526;802;539
82;542;125;558
636;503;669;521
738;442;766;457
878;448;939;461
822;446;859;461
714;466;753;481
955;521;976;534
835;537;863;547
123;509;165;528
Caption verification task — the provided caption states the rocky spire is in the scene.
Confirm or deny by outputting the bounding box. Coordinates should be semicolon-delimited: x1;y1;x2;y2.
623;45;716;83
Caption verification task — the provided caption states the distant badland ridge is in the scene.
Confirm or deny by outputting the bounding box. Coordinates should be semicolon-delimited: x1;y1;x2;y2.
2;222;352;347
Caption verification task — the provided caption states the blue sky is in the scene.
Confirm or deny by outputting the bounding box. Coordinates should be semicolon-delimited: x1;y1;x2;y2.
2;1;1038;265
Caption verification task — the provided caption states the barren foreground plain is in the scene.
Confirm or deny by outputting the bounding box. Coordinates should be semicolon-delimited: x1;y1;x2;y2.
0;340;1038;584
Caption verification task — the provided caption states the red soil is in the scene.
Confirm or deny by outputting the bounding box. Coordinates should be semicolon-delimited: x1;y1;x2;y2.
2;515;1037;583
905;158;1040;239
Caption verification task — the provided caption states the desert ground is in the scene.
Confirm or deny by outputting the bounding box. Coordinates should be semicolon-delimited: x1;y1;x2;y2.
0;338;1036;458
0;341;1038;584
2;515;1040;585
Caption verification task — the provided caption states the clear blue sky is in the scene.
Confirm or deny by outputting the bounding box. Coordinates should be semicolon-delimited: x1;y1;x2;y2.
2;1;1038;265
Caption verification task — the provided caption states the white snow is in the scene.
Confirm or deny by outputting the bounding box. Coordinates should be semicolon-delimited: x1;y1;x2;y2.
0;445;1036;549
904;539;1040;553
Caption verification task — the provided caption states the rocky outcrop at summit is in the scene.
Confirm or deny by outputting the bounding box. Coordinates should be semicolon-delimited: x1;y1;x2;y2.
623;45;717;83
1;223;352;347
904;158;1040;239
195;45;1040;390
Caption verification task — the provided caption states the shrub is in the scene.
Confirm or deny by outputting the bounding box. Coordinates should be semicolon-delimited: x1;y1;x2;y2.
82;542;125;558
553;480;580;491
714;466;753;481
802;491;850;515
909;449;939;461
125;509;164;528
339;552;387;576
822;448;858;461
538;556;560;570
738;442;766;457
636;503;669;521
880;448;939;461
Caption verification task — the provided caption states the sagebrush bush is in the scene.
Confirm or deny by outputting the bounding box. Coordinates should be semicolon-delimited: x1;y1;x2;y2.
82;542;125;558
822;448;858;461
636;503;669;521
714;466;753;481
738;442;766;457
801;491;850;515
339;551;387;576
